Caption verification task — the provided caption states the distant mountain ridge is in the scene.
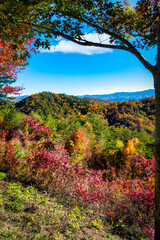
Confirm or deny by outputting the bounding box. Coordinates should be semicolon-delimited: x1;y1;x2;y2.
15;89;155;102
78;89;155;102
12;95;29;101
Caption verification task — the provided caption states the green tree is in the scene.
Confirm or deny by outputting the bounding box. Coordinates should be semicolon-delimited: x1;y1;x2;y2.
1;0;159;237
0;0;50;48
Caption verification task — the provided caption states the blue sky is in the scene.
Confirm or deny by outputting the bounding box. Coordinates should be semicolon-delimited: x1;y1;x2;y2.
15;0;156;96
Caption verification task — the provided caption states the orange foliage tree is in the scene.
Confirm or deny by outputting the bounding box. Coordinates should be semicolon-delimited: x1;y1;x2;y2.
66;128;92;166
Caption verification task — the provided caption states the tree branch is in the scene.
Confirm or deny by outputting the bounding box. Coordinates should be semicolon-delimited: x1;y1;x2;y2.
60;12;134;49
59;12;156;73
22;20;156;74
22;21;129;51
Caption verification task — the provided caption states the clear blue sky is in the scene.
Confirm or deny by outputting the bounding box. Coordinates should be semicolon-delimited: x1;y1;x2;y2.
15;0;156;96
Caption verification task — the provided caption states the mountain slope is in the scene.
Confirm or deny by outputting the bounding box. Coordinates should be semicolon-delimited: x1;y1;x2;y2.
15;91;97;118
15;91;155;132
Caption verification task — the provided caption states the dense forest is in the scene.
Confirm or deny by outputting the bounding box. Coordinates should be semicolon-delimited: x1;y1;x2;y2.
15;91;155;130
0;92;155;239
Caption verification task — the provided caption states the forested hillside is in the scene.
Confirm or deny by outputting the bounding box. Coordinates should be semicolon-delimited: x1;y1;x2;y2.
15;92;155;131
0;93;155;239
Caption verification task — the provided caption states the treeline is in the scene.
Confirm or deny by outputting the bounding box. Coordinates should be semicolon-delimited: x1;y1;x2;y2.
15;92;155;131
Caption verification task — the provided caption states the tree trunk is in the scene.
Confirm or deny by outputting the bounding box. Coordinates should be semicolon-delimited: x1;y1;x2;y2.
155;22;160;236
155;69;160;239
155;11;160;239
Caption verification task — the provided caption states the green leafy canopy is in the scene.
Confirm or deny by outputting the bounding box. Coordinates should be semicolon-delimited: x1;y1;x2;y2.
1;0;159;74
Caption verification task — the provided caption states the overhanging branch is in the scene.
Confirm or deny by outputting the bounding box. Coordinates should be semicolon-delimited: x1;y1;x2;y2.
60;12;134;49
22;20;156;74
58;12;155;73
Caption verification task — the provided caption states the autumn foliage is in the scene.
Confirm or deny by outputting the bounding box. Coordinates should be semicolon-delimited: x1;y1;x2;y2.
0;109;155;239
66;128;92;166
0;38;36;99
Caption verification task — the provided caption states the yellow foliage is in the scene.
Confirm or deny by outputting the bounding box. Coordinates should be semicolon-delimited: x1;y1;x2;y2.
108;150;116;156
122;139;135;156
121;138;139;175
116;140;124;150
133;137;139;146
84;122;93;133
84;122;95;139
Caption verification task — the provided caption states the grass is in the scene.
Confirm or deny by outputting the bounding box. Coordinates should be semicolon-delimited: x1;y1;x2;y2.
0;172;125;240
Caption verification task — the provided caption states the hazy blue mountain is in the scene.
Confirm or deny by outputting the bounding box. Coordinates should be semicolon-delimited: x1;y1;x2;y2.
14;89;155;102
12;95;29;101
78;89;155;102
